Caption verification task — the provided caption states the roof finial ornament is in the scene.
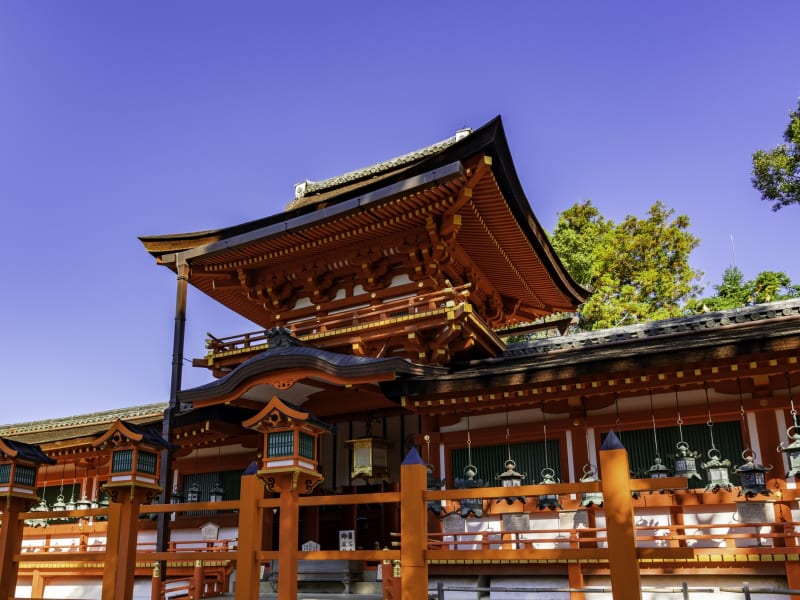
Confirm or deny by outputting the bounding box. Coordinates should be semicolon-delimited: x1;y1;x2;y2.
266;327;297;349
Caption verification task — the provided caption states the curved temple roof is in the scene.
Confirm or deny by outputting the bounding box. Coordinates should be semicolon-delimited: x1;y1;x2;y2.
140;117;588;330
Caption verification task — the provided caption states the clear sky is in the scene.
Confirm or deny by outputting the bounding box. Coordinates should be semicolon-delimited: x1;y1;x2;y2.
1;2;798;425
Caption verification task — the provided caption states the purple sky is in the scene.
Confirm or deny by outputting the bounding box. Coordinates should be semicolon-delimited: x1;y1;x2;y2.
1;2;798;425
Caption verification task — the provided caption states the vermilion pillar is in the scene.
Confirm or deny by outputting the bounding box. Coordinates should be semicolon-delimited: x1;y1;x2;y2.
0;496;31;599
598;431;641;600
400;447;428;600
0;436;56;599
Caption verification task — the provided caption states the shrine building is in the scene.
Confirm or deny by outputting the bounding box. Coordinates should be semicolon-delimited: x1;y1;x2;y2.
3;116;800;599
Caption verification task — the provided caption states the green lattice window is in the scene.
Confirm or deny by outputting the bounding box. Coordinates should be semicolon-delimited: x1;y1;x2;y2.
14;465;36;486
137;451;157;475
299;432;315;459
111;449;134;473
268;431;294;457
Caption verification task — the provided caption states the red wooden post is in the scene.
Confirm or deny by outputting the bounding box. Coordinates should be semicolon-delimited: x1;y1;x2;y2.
400;447;428;600
150;562;163;600
567;563;585;600
276;481;301;600
598;431;641;600
0;437;55;600
192;560;204;599
93;420;170;600
102;487;155;600
241;395;330;600
235;473;265;600
0;496;30;599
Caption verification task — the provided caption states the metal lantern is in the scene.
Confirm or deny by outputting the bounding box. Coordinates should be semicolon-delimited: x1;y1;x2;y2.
209;480;225;503
496;459;527;505
701;448;733;492
779;427;800;478
0;437;56;503
426;463;446;516
647;456;671;479
242;395;332;494
169;485;183;504
65;485;77;512
579;464;603;507
52;492;67;513
537;408;560;510
345;437;390;482
24;498;50;528
76;492;92;512
537;467;562;510
645;389;671;480
185;480;201;503
671;441;702;481
455;464;484;518
779;374;800;478
92;419;172;506
95;489;110;521
734;450;772;498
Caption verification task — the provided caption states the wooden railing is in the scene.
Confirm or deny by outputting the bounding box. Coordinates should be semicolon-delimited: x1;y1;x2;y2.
203;283;473;356
12;477;800;599
426;521;799;552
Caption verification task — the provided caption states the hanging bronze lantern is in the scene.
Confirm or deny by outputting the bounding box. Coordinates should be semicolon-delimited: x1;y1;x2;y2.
671;388;702;482
579;464;603;507
645;389;671;481
671;441;702;481
537;467;561;510
778;374;800;478
779;427;800;478
701;382;731;492
345;437;390;483
496;459;527;505
734;450;772;497
536;406;560;510
701;449;733;492
496;413;526;504
646;456;671;479
209;480;225;503
454;464;484;518
185;480;201;503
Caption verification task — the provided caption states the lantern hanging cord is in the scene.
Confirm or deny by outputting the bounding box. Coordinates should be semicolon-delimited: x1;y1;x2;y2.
466;414;473;467
704;382;717;451
787;372;798;429
425;434;431;464
650;388;661;459
505;409;512;462
738;377;753;452
674;387;686;443
614;394;622;442
542;406;550;470
584;413;592;464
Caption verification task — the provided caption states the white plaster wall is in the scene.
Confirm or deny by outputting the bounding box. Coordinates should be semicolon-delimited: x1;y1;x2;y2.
489;576;569;599
586;574;790;600
681;504;738;548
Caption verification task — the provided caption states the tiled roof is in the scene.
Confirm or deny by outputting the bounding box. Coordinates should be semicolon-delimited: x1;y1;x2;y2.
503;299;800;359
285;128;470;211
0;403;167;439
178;338;444;404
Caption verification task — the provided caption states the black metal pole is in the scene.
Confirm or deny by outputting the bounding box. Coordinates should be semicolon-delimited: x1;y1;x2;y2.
156;256;189;568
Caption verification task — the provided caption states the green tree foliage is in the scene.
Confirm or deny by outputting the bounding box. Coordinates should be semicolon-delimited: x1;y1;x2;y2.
688;267;800;312
752;99;800;211
550;200;702;330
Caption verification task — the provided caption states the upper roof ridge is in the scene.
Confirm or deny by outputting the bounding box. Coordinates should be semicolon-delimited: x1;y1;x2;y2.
286;127;472;210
